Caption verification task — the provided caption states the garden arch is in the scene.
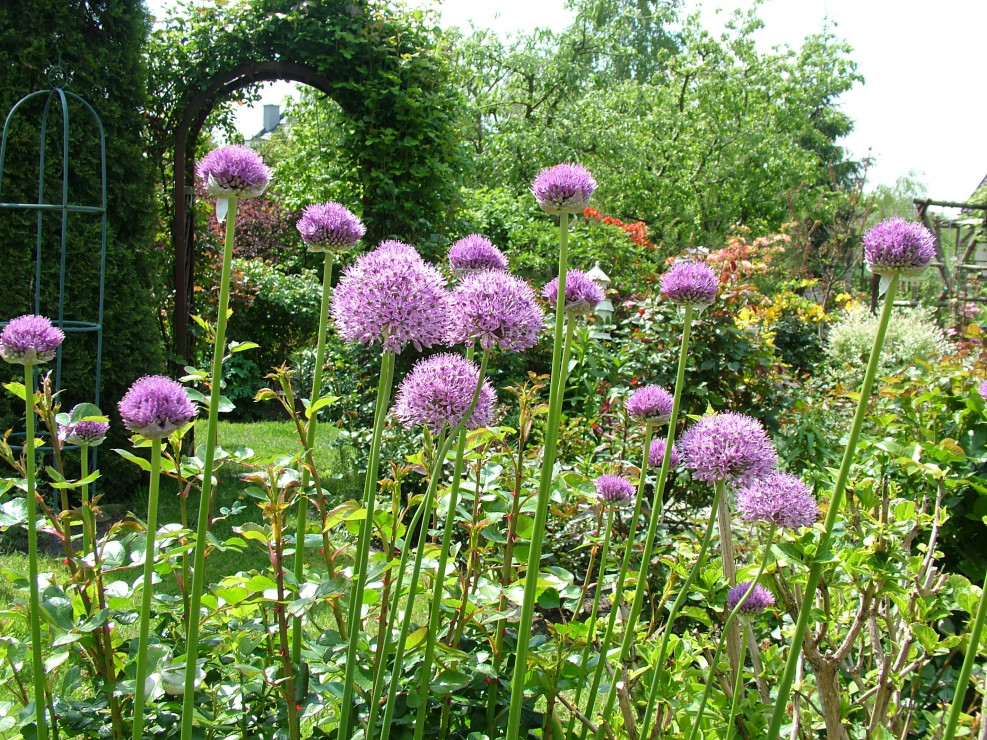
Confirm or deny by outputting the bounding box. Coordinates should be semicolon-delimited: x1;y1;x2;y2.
160;0;462;362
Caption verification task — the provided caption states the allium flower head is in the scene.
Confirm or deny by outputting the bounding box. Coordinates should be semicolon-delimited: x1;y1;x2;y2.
331;242;450;354
626;386;673;424
59;406;109;447
393;353;495;434
980;379;987;403
448;234;509;275
863;217;936;278
118;376;197;440
679;412;777;486
296;202;365;253
0;315;65;365
196;145;271;199
531;163;597;215
735;472;819;531
448;270;543;352
727;582;775;614
543;270;605;316
649;438;681;470
661;261;719;311
595;474;635;505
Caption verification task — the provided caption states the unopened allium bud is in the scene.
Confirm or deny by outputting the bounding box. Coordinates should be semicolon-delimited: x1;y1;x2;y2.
59;406;109;447
118;376;197;440
0;315;65;365
863;217;936;278
448;235;509;275
296;202;365;253
661;261;718;311
595;474;635;505
626;386;673;424
727;581;775;614
543;270;604;316
531;163;597;215
196;145;271;199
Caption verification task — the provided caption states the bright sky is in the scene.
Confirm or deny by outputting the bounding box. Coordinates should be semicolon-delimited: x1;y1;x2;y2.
145;0;987;202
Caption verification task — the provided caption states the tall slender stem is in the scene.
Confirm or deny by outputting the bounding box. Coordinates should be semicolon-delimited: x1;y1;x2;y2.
132;439;163;740
724;620;750;740
506;211;570;740
338;350;396;739
413;348;488;739
81;449;92;557
590;306;695;739
23;365;49;740
180;196;239;740
686;526;775;740
291;253;335;668
577;420;653;737
766;273;900;739
943;562;987;740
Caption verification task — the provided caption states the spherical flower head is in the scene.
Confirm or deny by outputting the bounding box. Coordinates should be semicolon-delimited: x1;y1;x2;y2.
595;474;635;505
863;217;936;278
58;409;109;447
0;315;65;365
649;438;681;469
735;471;819;531
296;202;365;253
331;242;450;354
393;353;496;434
531;163;597;215
448;270;543;352
448;234;509;276
118;376;197;440
679;412;777;486
661;261;719;311
543;270;605;316
626;386;673;424
196;145;271;199
980;379;987;403
727;582;775;614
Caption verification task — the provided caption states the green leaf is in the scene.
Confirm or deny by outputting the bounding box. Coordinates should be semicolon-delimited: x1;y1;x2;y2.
114;448;151;472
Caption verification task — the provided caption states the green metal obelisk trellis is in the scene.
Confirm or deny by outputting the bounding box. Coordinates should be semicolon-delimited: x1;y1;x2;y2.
0;66;108;472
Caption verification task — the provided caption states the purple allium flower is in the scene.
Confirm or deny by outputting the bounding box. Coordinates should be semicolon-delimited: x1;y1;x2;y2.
448;234;509;276
649;438;681;470
196;145;271;199
595;474;635;505
980;379;987;402
393;353;496;434
58;408;109;448
863;217;936;278
661;261;719;311
448;270;543;352
727;582;775;614
296;202;365;253
626;386;674;424
735;472;819;531
0;315;65;365
331;242;450;354
679;412;777;486
543;270;605;316
118;376;197;440
531;163;597;215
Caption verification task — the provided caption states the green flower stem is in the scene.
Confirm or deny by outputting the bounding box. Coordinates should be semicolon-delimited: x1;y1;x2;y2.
575;420;654;739
506;210;571;740
180;196;239;740
132;438;163;740
23;366;49;740
413;348;489;740
943;563;987;740
338;350;396;739
587;306;694;740
686;526;775;740
724;621;749;740
80;450;93;559
565;505;616;738
766;273;901;740
291;253;335;669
